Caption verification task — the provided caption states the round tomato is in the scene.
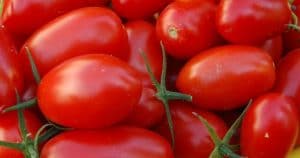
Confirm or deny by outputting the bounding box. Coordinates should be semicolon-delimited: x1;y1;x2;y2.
216;0;291;44
156;0;222;59
155;101;228;158
176;45;275;110
241;93;299;158
0;110;43;158
18;7;129;84
37;54;142;129
112;0;171;20
40;126;174;158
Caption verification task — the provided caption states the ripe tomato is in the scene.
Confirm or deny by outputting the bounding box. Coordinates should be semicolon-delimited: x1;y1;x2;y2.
176;45;275;110
37;54;142;129
155;101;228;158
112;0;171;20
2;0;109;38
18;7;129;84
216;0;291;44
123;87;164;128
125;20;162;87
261;35;283;65
241;93;299;158
156;0;222;59
0;27;24;95
0;110;43;158
40;126;174;158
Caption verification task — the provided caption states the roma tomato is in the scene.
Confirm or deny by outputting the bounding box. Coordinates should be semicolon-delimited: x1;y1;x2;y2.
156;0;222;59
125;20;162;87
2;0;109;38
0;27;24;95
124;87;164;128
176;45;275;110
37;54;142;129
0;110;43;158
261;35;283;65
216;0;291;44
40;126;174;158
112;0;171;20
241;93;299;158
155;101;228;158
0;71;17;109
18;7;129;84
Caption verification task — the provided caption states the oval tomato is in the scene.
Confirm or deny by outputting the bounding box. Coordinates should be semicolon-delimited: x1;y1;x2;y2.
155;101;228;158
18;7;129;84
261;35;283;65
112;0;171;20
216;0;291;44
125;20;162;87
0;110;43;158
40;126;174;158
241;93;299;158
156;0;222;59
2;0;109;38
37;54;142;129
176;45;275;110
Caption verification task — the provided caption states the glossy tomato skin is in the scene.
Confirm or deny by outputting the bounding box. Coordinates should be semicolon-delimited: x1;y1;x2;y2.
124;87;164;128
241;93;299;158
0;110;43;158
155;101;228;158
112;0;171;20
156;0;222;59
0;71;17;109
2;0;109;38
37;54;142;129
18;7;129;84
261;35;283;65
176;45;275;110
0;27;24;95
216;0;291;45
125;20;162;87
40;126;174;158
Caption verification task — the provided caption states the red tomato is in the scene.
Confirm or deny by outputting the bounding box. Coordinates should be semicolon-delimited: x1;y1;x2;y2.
155;101;228;158
37;54;142;129
261;35;283;65
18;7;129;84
0;71;17;109
216;0;291;44
2;0;109;38
40;126;174;158
112;0;171;20
0;110;43;158
124;87;164;128
241;93;299;158
0;27;24;95
156;0;222;59
176;45;275;110
125;20;162;87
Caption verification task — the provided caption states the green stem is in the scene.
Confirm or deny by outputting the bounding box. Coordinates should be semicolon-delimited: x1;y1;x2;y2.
37;127;61;145
3;98;37;113
219;144;244;158
25;46;41;84
0;141;23;150
0;0;4;17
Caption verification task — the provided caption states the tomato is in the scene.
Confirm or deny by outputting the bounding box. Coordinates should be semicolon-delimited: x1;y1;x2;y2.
261;35;283;65
216;0;291;44
37;54;142;129
112;0;171;20
40;126;174;158
125;20;162;87
0;27;23;95
0;110;43;158
18;7;129;84
241;93;299;158
176;45;275;110
288;147;300;158
124;87;164;128
0;71;17;109
2;0;109;38
156;0;222;59
155;101;228;158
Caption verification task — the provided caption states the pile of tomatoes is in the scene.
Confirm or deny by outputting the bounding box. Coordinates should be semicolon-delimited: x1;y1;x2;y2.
1;0;300;157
